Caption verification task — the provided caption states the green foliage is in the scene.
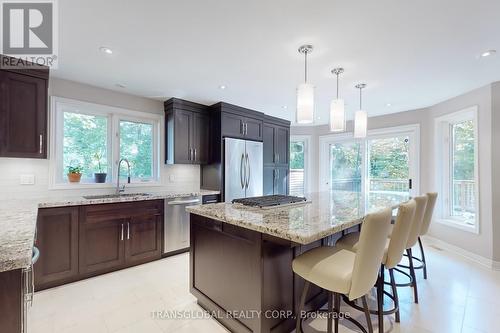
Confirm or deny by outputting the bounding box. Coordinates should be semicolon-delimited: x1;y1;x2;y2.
452;120;474;180
369;137;409;180
63;112;108;180
67;165;83;174
119;121;153;179
290;141;304;169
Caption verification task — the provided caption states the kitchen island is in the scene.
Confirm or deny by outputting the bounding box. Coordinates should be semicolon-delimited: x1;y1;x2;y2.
187;191;408;333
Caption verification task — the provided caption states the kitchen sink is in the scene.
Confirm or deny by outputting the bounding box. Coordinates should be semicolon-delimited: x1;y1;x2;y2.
83;193;151;200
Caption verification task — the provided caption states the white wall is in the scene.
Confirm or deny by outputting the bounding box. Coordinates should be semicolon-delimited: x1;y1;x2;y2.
0;78;200;200
293;84;495;261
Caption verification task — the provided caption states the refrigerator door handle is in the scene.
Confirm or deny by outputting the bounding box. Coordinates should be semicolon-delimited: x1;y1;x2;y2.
245;153;250;189
240;153;245;189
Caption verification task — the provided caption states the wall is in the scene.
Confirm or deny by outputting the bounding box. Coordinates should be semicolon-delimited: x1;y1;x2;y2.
491;82;500;262
292;84;495;261
0;78;200;200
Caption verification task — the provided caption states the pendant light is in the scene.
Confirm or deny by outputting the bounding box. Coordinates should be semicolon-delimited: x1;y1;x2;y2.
329;68;345;132
354;83;367;138
296;45;314;124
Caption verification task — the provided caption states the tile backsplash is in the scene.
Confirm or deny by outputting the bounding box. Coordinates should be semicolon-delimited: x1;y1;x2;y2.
0;158;201;200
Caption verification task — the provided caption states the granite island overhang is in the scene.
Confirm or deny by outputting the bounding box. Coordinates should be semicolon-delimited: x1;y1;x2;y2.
186;191;408;333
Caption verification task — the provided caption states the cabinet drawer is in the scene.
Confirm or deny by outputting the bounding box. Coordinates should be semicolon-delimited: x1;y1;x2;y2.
82;200;163;223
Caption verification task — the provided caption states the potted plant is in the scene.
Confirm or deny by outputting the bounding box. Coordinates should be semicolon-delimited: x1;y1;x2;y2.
93;152;107;183
67;165;83;183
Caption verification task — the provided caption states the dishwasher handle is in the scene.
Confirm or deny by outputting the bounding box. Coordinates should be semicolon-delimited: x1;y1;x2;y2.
168;199;201;205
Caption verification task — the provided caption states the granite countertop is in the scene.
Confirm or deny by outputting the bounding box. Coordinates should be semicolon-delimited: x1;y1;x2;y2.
187;191;408;245
0;189;219;273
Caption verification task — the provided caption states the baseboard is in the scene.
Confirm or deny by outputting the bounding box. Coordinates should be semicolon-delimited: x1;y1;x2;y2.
423;235;500;271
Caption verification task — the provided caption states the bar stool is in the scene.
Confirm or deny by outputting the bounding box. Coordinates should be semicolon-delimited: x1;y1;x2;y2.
292;208;392;333
406;192;438;280
335;199;417;332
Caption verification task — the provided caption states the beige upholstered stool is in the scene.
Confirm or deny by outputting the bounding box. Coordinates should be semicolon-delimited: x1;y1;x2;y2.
335;199;417;332
292;208;392;333
413;192;438;279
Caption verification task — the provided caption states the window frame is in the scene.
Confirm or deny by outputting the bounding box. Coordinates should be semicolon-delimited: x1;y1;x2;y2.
49;96;162;189
434;106;480;234
319;124;420;197
290;135;311;195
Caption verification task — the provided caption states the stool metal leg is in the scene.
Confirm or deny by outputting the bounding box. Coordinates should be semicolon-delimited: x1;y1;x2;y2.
407;248;419;303
327;291;333;333
418;236;427;279
376;266;384;333
334;293;340;333
389;268;400;322
296;281;310;333
361;295;373;333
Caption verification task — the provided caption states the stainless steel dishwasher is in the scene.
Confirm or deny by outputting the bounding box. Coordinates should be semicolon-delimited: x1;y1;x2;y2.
164;196;201;254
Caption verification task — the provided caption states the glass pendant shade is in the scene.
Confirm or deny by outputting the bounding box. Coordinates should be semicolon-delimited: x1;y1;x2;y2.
354;110;367;138
329;98;345;132
296;83;314;123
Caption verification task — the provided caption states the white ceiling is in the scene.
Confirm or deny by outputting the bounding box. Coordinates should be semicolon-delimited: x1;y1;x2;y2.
52;0;500;124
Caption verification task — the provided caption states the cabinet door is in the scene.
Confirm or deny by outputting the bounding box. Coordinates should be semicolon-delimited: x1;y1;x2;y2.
244;117;263;141
174;110;193;164
192;112;210;164
125;214;162;264
221;112;244;139
263;167;275;195
0;71;47;158
275;126;289;166
35;207;79;289
262;124;275;166
79;217;126;275
275;167;289;195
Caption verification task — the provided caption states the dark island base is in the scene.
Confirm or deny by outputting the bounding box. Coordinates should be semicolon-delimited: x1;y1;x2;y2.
190;214;342;333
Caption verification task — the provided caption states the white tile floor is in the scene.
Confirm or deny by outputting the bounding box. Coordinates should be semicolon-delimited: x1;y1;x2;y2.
29;239;500;333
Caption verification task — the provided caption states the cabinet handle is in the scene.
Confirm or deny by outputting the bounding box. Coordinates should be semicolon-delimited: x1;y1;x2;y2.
194;148;197;161
121;223;124;241
245;123;248;135
127;222;130;240
39;134;43;154
277;153;279;163
240;121;244;135
188;148;192;160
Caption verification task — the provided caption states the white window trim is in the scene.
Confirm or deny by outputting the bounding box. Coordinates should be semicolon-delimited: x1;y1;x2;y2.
434;106;480;234
49;96;162;190
290;135;312;195
319;124;420;197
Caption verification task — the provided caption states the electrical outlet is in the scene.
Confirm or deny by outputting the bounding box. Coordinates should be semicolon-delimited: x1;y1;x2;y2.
20;174;35;185
169;174;175;182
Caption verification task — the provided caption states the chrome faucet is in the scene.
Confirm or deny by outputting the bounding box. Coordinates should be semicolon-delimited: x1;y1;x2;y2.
116;158;131;194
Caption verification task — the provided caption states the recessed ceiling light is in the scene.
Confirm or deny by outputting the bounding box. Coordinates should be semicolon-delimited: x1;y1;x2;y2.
317;116;321;120
219;85;226;90
282;106;288;109
480;49;496;57
115;83;126;88
99;46;113;55
386;103;392;107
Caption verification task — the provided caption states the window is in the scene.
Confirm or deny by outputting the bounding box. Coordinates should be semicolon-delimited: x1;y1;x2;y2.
51;97;160;187
319;125;419;210
290;136;310;196
435;107;479;232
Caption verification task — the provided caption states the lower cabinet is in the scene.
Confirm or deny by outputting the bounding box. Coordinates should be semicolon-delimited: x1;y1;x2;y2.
35;200;164;290
34;207;79;289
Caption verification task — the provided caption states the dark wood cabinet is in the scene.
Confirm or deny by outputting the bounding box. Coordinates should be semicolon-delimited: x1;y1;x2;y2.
0;269;23;333
0;68;48;158
221;111;263;141
262;116;290;195
165;98;210;164
125;213;163;264
35;207;79;289
34;200;163;290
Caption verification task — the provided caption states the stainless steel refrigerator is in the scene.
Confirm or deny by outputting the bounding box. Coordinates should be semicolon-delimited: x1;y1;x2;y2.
224;138;263;202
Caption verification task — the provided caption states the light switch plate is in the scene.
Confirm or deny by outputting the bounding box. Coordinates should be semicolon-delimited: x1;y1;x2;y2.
20;174;35;185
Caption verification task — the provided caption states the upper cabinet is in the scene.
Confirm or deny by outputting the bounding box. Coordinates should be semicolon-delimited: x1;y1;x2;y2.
0;57;49;158
262;115;290;195
165;98;210;164
215;102;263;141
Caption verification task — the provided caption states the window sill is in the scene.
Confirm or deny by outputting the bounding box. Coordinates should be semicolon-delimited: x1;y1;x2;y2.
435;218;479;234
49;181;163;191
